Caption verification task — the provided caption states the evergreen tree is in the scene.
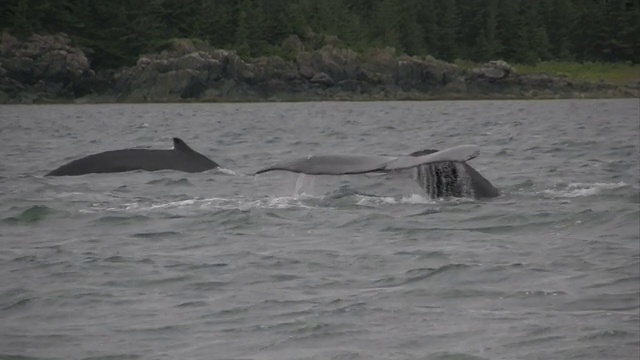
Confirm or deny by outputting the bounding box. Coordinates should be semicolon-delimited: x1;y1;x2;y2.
4;0;33;35
496;0;520;61
547;0;575;60
417;0;440;56
482;0;501;60
603;0;640;62
437;0;459;61
395;0;425;55
198;0;235;48
370;0;401;50
234;0;254;57
572;0;606;61
618;0;640;63
0;0;637;68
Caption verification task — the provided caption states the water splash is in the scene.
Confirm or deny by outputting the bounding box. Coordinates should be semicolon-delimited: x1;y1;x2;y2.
217;167;239;176
96;195;318;214
293;173;316;197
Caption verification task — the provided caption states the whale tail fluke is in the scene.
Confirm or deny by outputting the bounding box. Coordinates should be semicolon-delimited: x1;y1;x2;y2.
407;148;499;199
255;144;498;199
408;149;439;157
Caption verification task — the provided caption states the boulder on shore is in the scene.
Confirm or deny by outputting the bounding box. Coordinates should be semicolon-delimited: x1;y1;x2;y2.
0;33;95;103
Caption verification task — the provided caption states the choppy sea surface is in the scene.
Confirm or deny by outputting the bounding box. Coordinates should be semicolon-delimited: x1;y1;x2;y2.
0;99;638;360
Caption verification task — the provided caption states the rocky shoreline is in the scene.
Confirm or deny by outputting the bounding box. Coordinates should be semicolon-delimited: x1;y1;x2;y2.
0;33;637;104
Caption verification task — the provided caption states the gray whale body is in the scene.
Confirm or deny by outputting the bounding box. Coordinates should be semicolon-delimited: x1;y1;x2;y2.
256;145;499;199
46;138;220;176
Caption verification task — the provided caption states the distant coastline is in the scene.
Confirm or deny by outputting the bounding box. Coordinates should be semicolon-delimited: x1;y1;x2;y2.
1;34;638;105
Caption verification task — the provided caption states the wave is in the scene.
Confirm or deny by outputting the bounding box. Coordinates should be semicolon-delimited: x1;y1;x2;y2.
78;189;451;216
3;205;54;224
539;181;631;198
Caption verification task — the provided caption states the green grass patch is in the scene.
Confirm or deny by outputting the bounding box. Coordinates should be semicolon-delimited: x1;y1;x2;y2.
514;61;640;86
453;60;640;86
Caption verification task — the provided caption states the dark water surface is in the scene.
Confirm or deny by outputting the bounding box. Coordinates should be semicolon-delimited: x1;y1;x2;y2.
1;99;638;360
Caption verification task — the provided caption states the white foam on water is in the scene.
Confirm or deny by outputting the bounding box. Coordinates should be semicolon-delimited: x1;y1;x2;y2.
400;193;436;204
95;195;320;214
216;167;238;176
353;192;436;207
540;181;628;198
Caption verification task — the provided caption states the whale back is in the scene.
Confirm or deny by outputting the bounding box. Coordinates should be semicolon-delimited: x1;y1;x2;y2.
46;138;219;176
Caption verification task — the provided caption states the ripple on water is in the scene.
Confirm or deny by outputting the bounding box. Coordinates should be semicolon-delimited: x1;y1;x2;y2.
0;100;638;360
144;178;192;186
92;214;150;224
3;205;54;224
371;263;473;288
130;231;181;239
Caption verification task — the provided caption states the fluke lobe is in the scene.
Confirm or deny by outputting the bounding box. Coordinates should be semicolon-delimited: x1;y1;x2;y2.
256;145;499;199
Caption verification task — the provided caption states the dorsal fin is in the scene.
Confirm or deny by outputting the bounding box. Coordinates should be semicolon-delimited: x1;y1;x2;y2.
172;137;194;152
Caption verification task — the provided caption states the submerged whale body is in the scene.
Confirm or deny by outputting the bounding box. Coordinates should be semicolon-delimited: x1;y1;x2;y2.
46;137;220;176
256;145;499;199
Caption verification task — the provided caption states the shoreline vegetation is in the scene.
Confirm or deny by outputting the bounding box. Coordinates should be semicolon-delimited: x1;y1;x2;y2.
0;34;637;105
1;0;638;103
0;0;640;103
457;60;639;87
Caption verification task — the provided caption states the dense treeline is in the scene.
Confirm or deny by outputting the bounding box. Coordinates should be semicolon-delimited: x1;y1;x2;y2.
1;0;638;70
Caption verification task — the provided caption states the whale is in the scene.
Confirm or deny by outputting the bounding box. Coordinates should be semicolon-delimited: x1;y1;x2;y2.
406;148;499;199
255;145;499;199
46;137;220;176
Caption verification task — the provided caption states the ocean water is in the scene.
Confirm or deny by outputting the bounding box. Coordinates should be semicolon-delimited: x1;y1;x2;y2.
0;99;638;360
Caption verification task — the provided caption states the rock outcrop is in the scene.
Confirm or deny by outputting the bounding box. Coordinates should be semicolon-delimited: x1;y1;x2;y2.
0;35;636;104
110;40;463;102
0;33;95;103
463;59;627;98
